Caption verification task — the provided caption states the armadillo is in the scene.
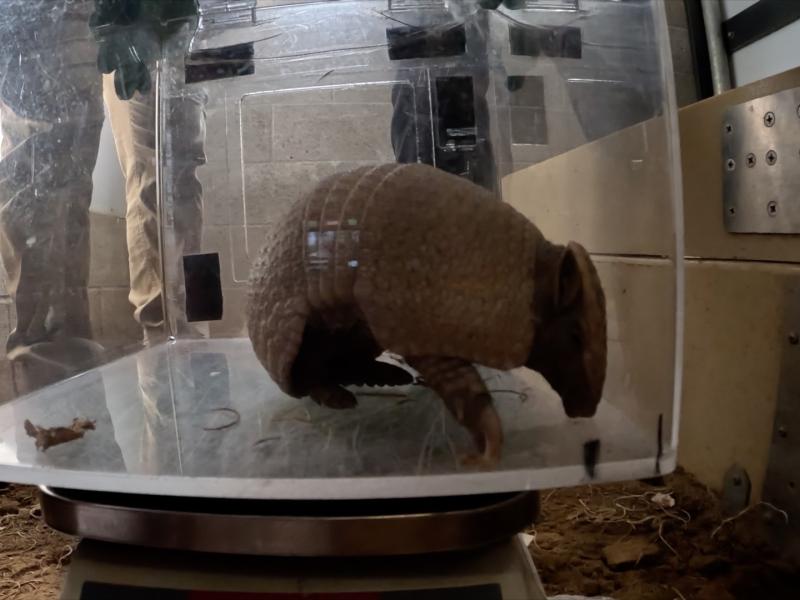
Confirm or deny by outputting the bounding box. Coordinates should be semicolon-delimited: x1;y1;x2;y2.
248;163;607;464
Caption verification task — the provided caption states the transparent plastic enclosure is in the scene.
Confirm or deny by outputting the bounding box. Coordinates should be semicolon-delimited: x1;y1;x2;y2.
0;0;683;499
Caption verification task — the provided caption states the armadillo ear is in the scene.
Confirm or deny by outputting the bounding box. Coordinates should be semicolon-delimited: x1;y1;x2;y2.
555;242;591;312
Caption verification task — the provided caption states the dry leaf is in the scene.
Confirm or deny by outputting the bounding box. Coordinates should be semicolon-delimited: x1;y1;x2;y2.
24;418;95;452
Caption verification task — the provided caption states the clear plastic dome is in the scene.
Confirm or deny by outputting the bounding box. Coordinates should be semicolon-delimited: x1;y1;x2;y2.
0;0;682;499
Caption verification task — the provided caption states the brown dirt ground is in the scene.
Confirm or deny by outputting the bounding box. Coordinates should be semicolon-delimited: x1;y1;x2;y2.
0;468;797;599
528;467;799;600
0;484;75;600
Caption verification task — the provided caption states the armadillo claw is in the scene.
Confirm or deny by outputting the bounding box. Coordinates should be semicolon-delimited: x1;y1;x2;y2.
459;403;503;469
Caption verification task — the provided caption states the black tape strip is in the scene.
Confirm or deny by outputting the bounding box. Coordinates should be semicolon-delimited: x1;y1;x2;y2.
435;76;476;145
387;23;466;60
185;42;255;84
508;24;582;59
183;253;223;322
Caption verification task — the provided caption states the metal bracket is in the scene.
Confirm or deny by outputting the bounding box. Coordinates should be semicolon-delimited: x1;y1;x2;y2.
722;86;800;234
197;0;257;27
723;0;800;54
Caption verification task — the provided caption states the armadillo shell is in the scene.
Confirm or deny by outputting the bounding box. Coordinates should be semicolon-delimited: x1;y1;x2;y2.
248;197;309;392
249;163;539;393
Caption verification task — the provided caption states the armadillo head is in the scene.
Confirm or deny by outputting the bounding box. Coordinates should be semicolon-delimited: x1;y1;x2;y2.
527;241;607;419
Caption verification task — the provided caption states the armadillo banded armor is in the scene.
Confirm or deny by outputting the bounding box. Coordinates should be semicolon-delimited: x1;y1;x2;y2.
248;163;541;395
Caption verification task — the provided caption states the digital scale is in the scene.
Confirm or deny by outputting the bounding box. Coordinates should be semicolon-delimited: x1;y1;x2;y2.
0;1;683;598
40;486;547;599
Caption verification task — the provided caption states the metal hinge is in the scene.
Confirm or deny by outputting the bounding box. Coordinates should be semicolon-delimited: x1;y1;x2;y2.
197;1;257;27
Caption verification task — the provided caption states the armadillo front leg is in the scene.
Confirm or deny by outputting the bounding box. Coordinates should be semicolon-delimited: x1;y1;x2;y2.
406;356;503;466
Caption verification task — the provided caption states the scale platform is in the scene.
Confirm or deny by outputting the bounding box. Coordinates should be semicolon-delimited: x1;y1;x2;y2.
0;338;666;500
40;487;539;556
40;487;547;599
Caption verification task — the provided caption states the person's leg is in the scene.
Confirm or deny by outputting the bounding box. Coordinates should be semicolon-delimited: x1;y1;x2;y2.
102;79;207;474
0;108;61;352
0;0;103;359
0;3;105;397
102;76;163;340
103;76;206;343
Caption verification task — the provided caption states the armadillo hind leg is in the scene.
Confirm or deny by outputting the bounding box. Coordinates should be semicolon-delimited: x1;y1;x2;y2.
406;356;503;467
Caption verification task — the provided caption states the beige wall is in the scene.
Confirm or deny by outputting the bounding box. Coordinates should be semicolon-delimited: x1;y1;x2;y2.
680;261;799;498
505;66;800;500
677;67;800;499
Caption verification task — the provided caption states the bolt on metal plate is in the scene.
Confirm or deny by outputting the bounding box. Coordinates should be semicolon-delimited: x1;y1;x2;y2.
722;464;751;516
722;86;800;233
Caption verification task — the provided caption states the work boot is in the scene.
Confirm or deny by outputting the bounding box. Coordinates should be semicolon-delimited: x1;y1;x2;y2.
9;337;105;396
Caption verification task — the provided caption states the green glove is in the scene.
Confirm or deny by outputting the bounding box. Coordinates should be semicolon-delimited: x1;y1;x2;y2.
91;0;199;100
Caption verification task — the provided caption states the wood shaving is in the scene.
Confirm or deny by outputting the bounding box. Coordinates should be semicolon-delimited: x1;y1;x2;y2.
23;419;95;452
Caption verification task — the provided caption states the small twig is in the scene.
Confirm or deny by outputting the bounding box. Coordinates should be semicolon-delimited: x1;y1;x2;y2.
373;8;414;27
272;406;312;424
3;581;21;598
526;527;545;553
658;520;680;557
615;492;655;505
315;68;335;83
57;545;74;566
671;586;688;600
658;505;691;525
11;579;40;600
351;423;361;455
253;435;281;447
711;501;789;539
416;408;443;474
202;408;241;431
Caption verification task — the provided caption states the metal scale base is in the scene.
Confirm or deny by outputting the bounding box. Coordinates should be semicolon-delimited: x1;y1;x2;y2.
40;487;548;599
